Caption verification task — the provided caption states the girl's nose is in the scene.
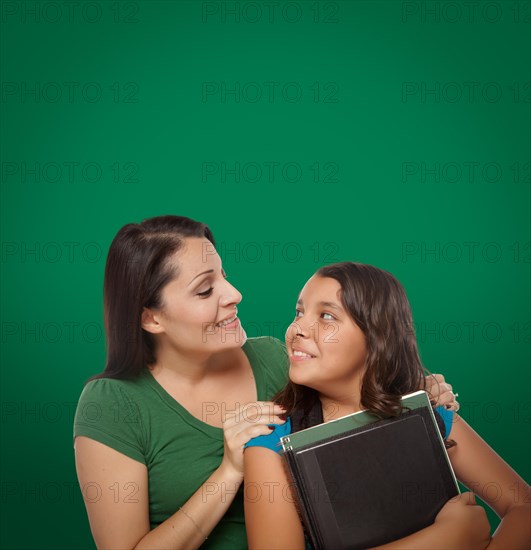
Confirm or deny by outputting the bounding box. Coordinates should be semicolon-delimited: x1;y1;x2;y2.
287;317;310;340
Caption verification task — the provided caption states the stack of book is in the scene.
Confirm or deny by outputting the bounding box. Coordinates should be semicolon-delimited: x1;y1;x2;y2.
281;391;459;550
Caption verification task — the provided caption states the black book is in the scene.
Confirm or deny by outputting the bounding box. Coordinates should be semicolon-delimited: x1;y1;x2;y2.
280;391;459;550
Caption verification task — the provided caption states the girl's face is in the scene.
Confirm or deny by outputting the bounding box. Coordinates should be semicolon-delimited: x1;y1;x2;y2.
285;275;367;397
142;237;246;356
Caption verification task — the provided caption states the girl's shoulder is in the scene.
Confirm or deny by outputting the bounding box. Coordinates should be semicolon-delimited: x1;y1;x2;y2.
434;405;454;439
245;418;292;454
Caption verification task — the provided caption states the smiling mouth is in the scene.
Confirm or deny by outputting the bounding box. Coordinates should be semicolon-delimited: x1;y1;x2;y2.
216;315;238;327
292;350;316;359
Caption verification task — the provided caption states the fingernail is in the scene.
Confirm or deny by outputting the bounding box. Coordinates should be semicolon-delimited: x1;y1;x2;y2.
268;426;274;430
278;414;287;421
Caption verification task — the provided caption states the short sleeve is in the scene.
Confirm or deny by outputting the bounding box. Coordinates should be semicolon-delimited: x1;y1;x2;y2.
245;418;292;454
246;337;290;400
434;406;454;439
265;338;290;396
73;379;146;464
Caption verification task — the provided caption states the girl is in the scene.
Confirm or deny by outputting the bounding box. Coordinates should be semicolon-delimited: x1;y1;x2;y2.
244;262;530;549
74;216;463;549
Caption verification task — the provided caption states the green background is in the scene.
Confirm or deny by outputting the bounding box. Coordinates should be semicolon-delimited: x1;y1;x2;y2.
1;1;529;548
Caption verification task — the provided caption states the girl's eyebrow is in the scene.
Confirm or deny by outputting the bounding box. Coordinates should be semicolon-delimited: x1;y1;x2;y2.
296;299;342;311
318;301;342;311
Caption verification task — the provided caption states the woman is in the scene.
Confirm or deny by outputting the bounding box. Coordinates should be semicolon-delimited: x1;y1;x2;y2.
74;216;465;549
244;263;530;549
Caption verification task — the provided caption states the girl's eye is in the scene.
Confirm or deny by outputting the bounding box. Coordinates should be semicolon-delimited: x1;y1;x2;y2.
322;313;335;321
295;310;303;318
197;287;214;297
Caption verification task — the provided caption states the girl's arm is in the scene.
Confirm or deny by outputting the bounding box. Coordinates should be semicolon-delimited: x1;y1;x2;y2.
244;448;491;550
374;492;491;550
244;447;306;549
447;414;531;549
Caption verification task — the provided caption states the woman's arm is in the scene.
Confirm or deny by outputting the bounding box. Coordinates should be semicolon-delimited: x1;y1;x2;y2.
76;401;286;550
75;436;242;550
447;414;531;549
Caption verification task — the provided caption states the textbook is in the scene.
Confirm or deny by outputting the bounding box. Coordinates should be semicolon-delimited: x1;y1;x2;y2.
280;391;459;550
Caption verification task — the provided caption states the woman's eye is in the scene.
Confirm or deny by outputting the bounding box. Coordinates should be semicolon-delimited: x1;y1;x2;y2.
295;310;303;318
322;313;335;321
197;287;214;297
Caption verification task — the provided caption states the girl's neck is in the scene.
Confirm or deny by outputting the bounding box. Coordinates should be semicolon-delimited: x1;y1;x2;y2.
318;373;365;422
319;393;362;422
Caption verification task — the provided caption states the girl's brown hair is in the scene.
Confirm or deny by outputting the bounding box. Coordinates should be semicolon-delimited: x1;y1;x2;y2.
276;262;428;426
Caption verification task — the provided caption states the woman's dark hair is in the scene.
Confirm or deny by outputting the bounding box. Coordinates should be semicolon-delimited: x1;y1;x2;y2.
91;215;215;380
276;262;429;425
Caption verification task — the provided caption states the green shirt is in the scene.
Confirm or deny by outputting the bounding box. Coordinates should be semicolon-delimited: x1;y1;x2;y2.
73;336;289;549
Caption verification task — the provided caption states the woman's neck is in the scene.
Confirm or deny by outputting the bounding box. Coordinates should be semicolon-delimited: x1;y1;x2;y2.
149;343;240;385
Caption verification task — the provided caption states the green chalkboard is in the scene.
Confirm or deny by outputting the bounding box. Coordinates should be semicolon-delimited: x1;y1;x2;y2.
1;1;529;548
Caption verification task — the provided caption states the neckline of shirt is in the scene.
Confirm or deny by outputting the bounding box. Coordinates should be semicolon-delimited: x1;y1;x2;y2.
139;338;266;437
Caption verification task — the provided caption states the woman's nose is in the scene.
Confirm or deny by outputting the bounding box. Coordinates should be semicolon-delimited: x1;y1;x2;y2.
220;279;242;307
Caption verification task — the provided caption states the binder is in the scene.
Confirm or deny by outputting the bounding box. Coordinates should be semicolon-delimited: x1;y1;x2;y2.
280;391;459;550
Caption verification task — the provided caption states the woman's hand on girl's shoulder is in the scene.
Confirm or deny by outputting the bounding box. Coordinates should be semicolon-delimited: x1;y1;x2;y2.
220;401;286;479
424;373;459;411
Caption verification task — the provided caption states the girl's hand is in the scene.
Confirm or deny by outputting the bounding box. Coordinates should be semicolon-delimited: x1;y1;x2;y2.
425;373;460;411
220;401;286;479
434;492;491;550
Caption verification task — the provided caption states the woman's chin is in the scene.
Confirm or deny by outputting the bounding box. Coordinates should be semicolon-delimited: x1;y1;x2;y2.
237;327;247;347
220;326;247;348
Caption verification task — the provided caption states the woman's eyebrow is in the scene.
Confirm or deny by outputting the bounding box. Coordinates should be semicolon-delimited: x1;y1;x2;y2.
188;269;214;286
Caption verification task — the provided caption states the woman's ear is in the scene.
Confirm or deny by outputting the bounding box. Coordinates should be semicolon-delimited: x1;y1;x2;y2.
141;307;164;334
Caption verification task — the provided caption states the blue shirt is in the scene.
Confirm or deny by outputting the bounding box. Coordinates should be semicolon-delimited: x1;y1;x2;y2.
245;407;454;454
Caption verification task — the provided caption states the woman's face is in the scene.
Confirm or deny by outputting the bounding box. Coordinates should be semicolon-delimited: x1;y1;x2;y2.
285;275;367;397
143;237;246;356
